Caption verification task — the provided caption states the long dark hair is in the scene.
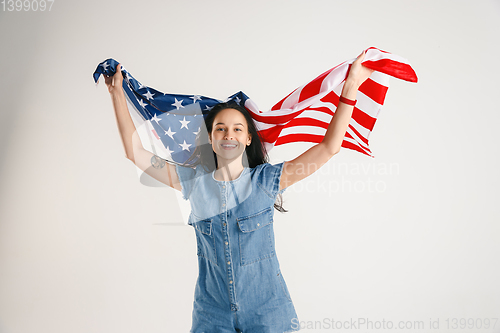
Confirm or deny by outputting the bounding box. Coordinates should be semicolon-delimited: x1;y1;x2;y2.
183;101;287;213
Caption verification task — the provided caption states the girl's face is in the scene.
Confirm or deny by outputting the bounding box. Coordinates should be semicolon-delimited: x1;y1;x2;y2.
209;108;252;163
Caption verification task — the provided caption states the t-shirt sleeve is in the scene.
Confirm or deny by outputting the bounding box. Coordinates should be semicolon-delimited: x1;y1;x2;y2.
257;162;287;199
175;164;197;200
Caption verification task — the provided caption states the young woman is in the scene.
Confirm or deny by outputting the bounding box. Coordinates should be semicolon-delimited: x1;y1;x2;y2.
104;51;374;333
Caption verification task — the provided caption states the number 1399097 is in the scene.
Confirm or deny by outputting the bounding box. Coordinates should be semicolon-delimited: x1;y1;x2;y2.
2;0;54;11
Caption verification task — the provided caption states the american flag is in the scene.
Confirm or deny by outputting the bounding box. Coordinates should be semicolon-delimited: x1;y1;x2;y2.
93;47;416;163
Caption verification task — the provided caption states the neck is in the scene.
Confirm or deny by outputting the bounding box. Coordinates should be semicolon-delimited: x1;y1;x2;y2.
214;157;246;181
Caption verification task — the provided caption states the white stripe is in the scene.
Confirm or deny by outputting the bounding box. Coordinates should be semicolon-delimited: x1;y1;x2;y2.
279;86;303;110
369;71;390;87
280;125;326;137
296;110;332;123
345;125;369;150
348;117;371;142
365;48;411;65
343;136;371;154
319;62;349;93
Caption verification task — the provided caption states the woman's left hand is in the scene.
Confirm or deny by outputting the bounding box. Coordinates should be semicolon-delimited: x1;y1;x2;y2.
346;50;375;88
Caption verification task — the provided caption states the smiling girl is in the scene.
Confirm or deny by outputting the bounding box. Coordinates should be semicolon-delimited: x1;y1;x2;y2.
104;51;374;333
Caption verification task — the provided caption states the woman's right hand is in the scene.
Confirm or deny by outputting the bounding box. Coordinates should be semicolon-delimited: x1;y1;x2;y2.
346;51;374;89
104;63;124;95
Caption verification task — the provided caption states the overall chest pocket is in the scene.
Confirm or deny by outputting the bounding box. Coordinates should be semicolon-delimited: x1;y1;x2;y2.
191;215;217;266
236;207;275;266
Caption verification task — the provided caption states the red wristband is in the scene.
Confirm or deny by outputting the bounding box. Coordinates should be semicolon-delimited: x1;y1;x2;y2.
339;95;356;106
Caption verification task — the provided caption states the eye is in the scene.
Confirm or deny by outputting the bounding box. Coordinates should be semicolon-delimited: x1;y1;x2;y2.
235;128;242;131
216;128;225;131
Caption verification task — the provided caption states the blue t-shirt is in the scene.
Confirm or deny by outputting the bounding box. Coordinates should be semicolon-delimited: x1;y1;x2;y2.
176;162;287;223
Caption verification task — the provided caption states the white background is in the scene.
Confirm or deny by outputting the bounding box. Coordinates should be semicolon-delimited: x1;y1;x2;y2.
1;0;499;332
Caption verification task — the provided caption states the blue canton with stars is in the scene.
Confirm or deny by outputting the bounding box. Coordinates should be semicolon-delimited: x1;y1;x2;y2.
93;58;250;165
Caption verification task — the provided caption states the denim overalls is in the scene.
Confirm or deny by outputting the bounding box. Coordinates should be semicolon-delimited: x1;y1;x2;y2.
175;162;300;333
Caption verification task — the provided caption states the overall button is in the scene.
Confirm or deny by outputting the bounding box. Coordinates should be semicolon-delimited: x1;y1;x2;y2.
227;261;230;265
225;241;228;245
222;203;226;207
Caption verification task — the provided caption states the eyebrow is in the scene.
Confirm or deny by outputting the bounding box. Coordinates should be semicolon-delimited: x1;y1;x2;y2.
215;122;244;126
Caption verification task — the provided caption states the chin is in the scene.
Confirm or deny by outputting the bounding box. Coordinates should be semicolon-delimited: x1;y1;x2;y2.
215;148;245;162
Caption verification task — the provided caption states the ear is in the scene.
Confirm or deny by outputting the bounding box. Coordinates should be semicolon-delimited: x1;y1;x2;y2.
247;133;252;146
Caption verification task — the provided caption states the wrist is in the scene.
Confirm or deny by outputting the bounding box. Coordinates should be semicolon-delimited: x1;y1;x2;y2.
110;87;125;98
341;79;359;100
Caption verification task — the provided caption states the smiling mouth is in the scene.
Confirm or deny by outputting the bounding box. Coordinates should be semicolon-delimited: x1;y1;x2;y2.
220;143;238;149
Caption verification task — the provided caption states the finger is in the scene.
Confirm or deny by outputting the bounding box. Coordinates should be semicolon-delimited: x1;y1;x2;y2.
112;64;121;81
112;64;124;87
357;50;366;61
104;75;112;85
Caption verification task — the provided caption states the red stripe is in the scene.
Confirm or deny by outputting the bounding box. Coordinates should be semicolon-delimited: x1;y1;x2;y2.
352;107;377;131
341;140;372;156
344;132;372;154
315;77;388;108
358;78;389;105
306;105;335;116
251;108;306;124
274;132;372;157
275;133;323;145
366;46;390;54
362;59;418;83
259;117;330;143
152;129;160;140
297;71;329;103
258;124;284;143
319;92;378;131
347;123;369;146
281;116;329;130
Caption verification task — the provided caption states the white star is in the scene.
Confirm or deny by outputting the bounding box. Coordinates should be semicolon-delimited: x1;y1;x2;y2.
235;96;241;104
179;116;190;129
151;113;161;124
190;95;202;103
102;61;109;71
164;127;176;139
205;105;213;111
138;82;144;89
165;146;174;157
172;98;185;110
143;90;155;101
179;140;192;151
193;127;201;136
138;99;147;108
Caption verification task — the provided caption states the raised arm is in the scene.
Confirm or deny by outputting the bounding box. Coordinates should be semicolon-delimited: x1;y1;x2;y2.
279;51;374;191
104;64;182;191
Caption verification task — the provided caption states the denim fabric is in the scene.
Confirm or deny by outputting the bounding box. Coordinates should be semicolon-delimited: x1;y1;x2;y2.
176;162;300;333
